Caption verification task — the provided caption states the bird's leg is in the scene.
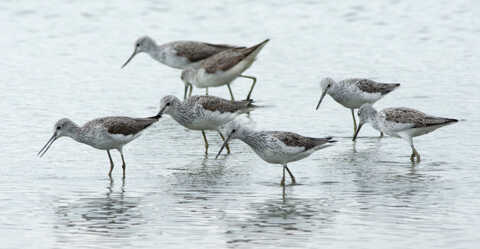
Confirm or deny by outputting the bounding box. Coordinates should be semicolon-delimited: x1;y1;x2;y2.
285;166;296;184
380;132;384;138
227;84;235;101
188;84;193;98
119;149;126;179
411;145;421;163
183;84;188;100
280;165;286;186
351;109;357;137
240;75;257;100
217;131;231;154
205;87;209;96
201;130;209;155
107;150;114;178
408;137;421;163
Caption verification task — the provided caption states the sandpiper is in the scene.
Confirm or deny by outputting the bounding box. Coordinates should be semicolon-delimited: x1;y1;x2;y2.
181;39;269;101
156;95;256;154
216;121;336;186
38;114;161;178
353;104;458;162
121;36;258;100
315;77;400;137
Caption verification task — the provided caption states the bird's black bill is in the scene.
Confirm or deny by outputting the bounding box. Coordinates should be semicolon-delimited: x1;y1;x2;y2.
315;89;328;110
38;133;57;157
352;123;363;141
121;50;137;68
156;105;168;118
215;133;232;159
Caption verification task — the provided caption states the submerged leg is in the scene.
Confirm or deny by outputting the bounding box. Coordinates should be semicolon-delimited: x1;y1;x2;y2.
240;75;257;100
227;84;235;101
107;150;114;178
217;131;231;154
380;132;384;138
205;87;209;96
285;166;296;184
408;137;421;162
280;165;286;186
411;145;421;162
351;109;357;137
201;130;209;155
119;149;126;179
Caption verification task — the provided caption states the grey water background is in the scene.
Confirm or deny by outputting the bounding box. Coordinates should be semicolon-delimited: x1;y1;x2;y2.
1;0;479;248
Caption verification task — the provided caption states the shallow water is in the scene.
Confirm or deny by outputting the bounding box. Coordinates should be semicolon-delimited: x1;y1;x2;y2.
1;0;479;248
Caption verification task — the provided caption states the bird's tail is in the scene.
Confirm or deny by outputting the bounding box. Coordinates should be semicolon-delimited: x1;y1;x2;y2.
244;39;270;59
313;136;337;150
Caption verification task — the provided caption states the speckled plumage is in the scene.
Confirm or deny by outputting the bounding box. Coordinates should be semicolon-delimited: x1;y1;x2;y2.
38;115;160;178
354;79;400;95
355;104;458;162
216;122;336;185
382;107;457;128
270;132;333;151
317;77;400;137
173;41;243;64
90;117;158;136
159;95;255;130
201;40;268;74
320;78;401;109
187;95;255;113
180;39;269;89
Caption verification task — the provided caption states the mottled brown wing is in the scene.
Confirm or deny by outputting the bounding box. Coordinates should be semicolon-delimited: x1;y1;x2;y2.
100;117;157;136
202;48;247;73
270;132;315;150
202;39;268;73
355;79;400;94
189;96;253;113
174;42;239;63
384;108;456;128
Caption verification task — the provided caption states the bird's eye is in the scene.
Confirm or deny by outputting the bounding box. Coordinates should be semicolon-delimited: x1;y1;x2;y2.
136;43;140;47
232;129;236;133
56;126;61;130
166;102;170;106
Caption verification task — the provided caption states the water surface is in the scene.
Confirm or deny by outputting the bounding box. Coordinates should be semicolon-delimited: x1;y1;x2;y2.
1;0;479;248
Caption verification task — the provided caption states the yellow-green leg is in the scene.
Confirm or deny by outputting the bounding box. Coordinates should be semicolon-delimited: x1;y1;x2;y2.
201;130;209;155
119;150;126;179
351;109;357;137
227;84;235;100
285;166;296;184
217;131;231;154
107;150;114;178
183;84;188;100
240;75;256;100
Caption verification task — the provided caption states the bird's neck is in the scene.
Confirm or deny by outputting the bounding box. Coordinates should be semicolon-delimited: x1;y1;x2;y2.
65;126;83;143
240;131;264;150
368;114;381;132
169;103;193;125
148;44;168;64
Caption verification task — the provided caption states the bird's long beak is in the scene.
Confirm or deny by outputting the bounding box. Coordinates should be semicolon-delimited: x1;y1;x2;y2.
215;132;233;159
38;133;58;157
352;123;364;141
315;88;328;110
156;105;167;118
121;49;137;68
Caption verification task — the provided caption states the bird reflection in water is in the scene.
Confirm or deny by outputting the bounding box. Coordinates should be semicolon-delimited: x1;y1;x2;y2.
54;178;144;238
